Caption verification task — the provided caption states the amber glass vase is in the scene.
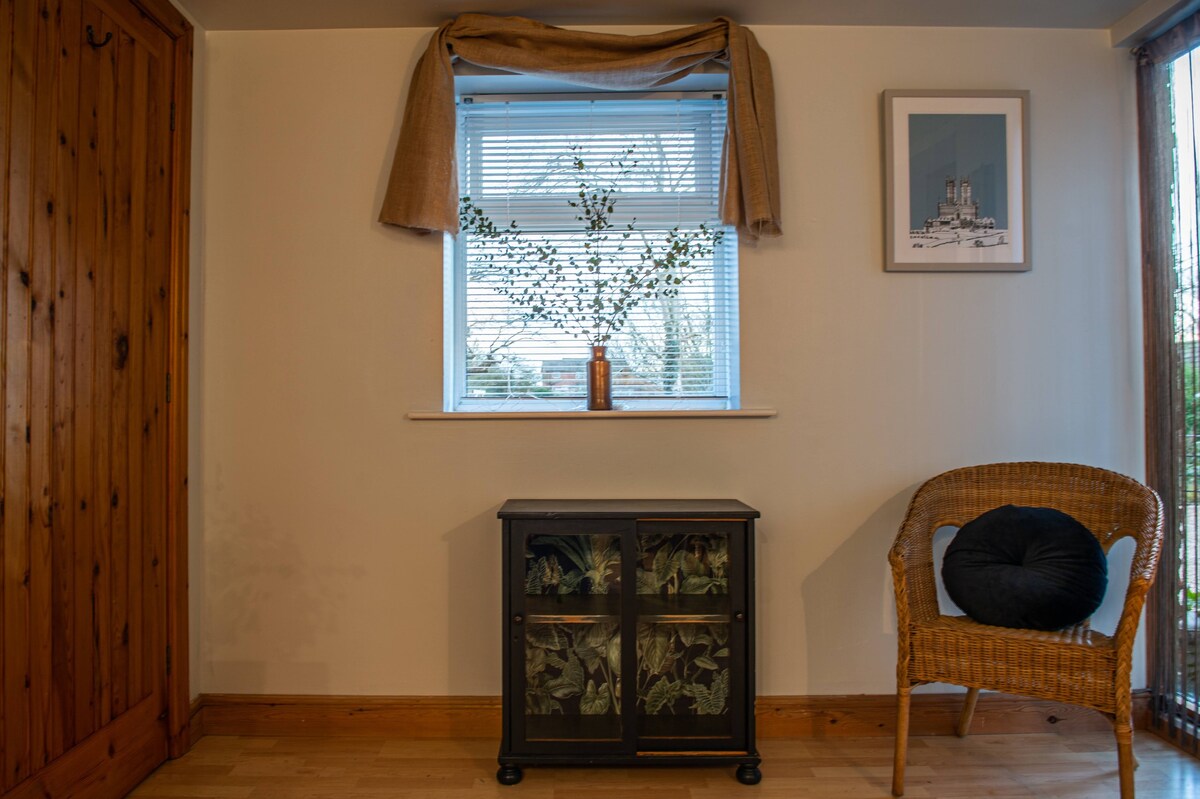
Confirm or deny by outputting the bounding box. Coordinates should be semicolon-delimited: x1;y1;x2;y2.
587;345;612;410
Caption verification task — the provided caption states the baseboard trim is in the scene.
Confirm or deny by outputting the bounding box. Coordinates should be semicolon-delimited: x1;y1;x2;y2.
186;696;205;746
199;694;503;739
757;690;1151;737
192;690;1151;741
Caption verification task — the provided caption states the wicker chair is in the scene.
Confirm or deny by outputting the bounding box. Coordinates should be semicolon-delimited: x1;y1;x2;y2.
889;462;1163;798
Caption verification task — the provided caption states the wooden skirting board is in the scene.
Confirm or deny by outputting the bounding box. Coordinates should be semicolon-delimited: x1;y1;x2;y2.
189;691;1151;742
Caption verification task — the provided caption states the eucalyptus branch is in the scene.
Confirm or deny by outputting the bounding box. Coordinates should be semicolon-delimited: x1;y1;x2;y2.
459;145;724;347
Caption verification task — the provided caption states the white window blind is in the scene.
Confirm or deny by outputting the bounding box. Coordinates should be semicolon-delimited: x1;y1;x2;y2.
448;94;739;412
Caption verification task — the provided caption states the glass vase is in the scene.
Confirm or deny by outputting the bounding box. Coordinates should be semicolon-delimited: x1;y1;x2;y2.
587;345;612;411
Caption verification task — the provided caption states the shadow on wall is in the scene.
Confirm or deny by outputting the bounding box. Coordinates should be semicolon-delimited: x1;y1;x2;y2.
801;486;918;695
801;484;912;691
444;506;504;695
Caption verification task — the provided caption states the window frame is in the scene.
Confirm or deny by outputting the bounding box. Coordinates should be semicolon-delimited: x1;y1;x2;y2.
1138;21;1200;752
443;82;740;414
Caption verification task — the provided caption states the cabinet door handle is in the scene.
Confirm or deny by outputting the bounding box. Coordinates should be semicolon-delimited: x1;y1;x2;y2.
513;614;524;624
734;611;746;622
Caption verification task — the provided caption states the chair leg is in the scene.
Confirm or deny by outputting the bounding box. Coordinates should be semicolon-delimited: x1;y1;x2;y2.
893;685;911;797
956;687;980;737
1115;722;1135;799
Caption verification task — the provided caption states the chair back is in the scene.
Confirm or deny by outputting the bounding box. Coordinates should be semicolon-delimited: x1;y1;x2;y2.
891;462;1164;628
907;462;1161;555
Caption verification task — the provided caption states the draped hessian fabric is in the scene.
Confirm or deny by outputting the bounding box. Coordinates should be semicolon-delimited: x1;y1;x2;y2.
378;14;782;241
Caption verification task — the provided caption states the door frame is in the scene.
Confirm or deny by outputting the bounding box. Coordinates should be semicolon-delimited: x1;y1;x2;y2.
127;0;192;759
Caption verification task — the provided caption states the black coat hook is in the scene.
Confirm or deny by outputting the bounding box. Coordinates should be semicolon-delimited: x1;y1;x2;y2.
86;25;112;49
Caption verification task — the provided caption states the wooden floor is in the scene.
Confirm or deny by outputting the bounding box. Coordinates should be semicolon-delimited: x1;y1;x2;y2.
131;733;1200;798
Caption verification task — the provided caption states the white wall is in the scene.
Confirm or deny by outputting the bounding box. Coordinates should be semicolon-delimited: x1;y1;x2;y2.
196;24;1142;696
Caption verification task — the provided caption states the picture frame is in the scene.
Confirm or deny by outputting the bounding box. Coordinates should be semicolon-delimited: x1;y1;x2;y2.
883;90;1030;272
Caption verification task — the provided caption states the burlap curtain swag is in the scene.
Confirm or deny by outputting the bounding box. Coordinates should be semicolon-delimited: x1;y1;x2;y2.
378;14;781;241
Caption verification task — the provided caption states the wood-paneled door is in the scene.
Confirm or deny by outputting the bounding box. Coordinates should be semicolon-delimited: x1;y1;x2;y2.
0;0;191;796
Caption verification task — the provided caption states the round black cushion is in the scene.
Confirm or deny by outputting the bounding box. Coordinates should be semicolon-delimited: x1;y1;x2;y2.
941;504;1107;631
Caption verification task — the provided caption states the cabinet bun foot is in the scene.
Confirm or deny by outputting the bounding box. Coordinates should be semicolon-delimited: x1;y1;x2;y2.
496;764;523;785
736;764;762;785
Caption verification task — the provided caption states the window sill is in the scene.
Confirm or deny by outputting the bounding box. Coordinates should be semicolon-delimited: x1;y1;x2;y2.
407;409;777;421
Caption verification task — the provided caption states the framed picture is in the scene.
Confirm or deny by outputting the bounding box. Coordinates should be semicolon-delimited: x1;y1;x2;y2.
884;90;1030;272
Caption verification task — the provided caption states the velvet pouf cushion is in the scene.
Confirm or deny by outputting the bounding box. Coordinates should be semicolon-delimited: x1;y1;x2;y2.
941;504;1108;631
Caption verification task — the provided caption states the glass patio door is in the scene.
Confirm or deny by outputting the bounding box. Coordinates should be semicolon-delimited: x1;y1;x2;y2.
1139;25;1200;749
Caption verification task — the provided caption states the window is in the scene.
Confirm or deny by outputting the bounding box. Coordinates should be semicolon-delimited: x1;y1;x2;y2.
1141;22;1200;750
446;91;738;412
1160;44;1200;730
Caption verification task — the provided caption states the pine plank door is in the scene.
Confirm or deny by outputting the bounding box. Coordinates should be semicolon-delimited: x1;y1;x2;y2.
1;0;191;796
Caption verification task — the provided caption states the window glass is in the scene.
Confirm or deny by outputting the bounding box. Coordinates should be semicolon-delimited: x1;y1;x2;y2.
448;95;738;412
1167;49;1200;708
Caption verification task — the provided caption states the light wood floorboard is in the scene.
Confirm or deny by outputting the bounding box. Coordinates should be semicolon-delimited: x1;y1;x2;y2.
130;733;1200;798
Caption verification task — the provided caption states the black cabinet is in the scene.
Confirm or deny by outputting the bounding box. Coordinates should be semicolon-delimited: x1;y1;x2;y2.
497;500;761;785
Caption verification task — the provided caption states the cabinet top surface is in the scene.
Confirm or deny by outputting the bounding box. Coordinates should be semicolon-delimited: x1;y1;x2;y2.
497;499;760;519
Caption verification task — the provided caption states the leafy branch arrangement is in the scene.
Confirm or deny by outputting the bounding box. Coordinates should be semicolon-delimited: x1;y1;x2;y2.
459;146;725;346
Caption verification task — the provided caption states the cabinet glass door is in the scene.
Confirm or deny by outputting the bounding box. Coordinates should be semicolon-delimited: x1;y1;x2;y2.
516;523;628;748
634;522;745;747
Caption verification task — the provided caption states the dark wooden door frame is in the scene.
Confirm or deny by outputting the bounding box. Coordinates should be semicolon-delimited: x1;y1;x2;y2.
127;0;192;759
